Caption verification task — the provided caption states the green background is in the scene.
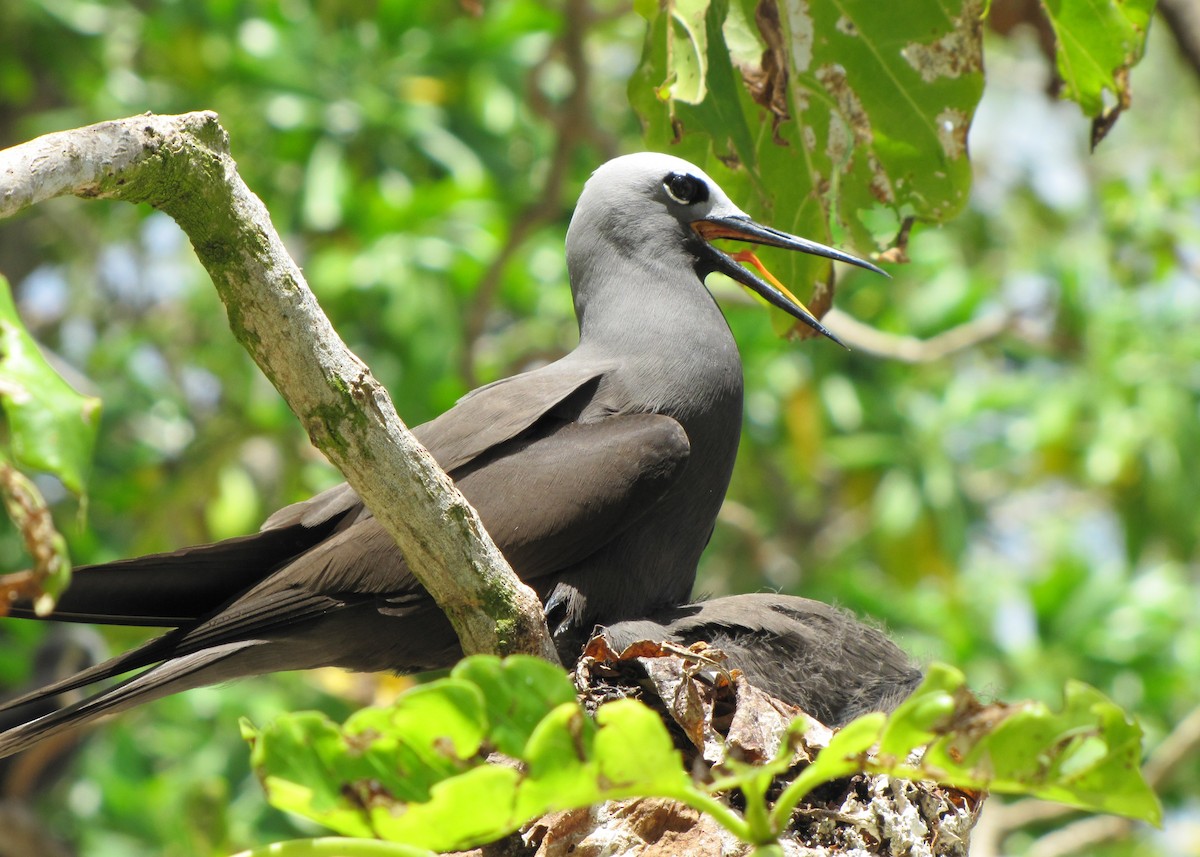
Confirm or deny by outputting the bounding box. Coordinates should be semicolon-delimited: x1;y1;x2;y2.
0;1;1196;854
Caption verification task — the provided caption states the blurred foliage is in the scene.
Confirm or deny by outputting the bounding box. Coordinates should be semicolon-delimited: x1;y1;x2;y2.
0;274;100;497
0;0;1197;855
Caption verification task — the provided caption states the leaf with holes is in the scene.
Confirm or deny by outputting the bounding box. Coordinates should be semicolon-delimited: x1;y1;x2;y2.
632;0;984;333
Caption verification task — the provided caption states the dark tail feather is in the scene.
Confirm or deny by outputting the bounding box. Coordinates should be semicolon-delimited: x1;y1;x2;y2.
6;521;342;627
0;630;184;716
0;627;108;798
0;640;267;760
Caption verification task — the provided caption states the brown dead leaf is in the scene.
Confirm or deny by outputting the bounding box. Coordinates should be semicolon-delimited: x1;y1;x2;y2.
524;799;724;857
725;676;805;765
738;0;790;144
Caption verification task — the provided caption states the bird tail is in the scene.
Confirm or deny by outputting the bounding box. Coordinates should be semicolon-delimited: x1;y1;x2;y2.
0;627;108;797
0;630;184;717
0;639;268;760
5;523;342;627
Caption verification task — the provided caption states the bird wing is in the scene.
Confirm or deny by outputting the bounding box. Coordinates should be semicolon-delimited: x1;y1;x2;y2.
168;412;692;658
10;360;615;628
0;411;692;716
259;360;615;532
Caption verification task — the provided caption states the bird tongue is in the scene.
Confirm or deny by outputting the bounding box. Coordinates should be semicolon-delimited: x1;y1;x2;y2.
728;249;821;323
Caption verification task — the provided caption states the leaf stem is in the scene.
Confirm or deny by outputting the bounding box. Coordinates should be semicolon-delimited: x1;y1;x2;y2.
739;771;777;843
769;766;830;831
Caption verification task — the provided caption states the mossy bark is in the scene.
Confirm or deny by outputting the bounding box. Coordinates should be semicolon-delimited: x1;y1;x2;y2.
0;111;558;665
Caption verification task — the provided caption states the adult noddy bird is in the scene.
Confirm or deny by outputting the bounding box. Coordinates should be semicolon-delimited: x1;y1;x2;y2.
598;593;923;728
0;153;884;757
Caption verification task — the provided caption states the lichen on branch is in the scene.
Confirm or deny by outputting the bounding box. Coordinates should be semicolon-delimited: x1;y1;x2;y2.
0;111;557;664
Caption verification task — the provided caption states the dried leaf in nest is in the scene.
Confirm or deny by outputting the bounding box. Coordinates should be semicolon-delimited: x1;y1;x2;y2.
562;631;982;857
578;630;825;764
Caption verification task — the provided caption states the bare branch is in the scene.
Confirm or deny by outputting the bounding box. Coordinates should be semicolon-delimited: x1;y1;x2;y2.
824;308;1012;363
0;111;558;664
461;0;619;386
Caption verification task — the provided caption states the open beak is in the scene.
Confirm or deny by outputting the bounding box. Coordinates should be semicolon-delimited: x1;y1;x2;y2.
692;215;887;346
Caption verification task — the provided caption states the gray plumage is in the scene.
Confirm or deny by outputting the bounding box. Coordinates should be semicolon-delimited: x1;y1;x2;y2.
599;594;923;727
0;154;884;757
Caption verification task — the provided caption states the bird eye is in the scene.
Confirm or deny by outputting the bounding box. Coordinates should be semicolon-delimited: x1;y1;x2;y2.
663;172;709;205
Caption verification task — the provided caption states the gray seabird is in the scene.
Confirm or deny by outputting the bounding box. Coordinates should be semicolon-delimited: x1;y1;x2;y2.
0;153;885;756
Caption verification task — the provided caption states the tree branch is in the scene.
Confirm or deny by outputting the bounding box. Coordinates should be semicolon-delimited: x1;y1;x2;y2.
460;0;619;387
823;308;1012;363
0;111;558;664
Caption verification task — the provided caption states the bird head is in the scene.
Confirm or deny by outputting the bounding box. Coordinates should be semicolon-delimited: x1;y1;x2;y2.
566;153;886;345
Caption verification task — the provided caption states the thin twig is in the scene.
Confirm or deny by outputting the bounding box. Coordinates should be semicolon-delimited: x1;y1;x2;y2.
460;0;618;386
823;309;1012;363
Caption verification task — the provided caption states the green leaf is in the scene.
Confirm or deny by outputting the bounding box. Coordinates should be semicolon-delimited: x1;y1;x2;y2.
372;764;524;850
516;701;601;814
908;680;1162;824
876;663;964;759
249;657;727;851
593;699;692;794
773;666;1160;830
0;274;101;494
1040;0;1155;117
245;681;489;840
350;679;487;768
665;0;712;104
633;0;984;317
450;654;577;757
245;712;378;839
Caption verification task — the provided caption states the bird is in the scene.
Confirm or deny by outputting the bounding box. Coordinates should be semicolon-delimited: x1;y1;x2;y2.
0;628;105;798
0;152;885;757
597;593;923;728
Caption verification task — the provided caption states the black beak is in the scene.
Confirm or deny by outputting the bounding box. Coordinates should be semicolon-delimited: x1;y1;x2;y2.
692;214;887;346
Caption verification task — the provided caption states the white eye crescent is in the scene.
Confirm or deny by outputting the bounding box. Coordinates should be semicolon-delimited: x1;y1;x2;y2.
663;172;709;205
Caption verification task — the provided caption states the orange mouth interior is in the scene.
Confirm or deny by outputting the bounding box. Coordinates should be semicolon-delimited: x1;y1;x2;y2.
692;221;821;320
727;249;817;319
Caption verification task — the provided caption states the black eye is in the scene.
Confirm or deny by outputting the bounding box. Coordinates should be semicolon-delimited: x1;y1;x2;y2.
663;172;709;205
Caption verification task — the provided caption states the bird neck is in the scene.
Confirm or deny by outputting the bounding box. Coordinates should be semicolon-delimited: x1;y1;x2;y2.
571;253;726;349
568;258;744;426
